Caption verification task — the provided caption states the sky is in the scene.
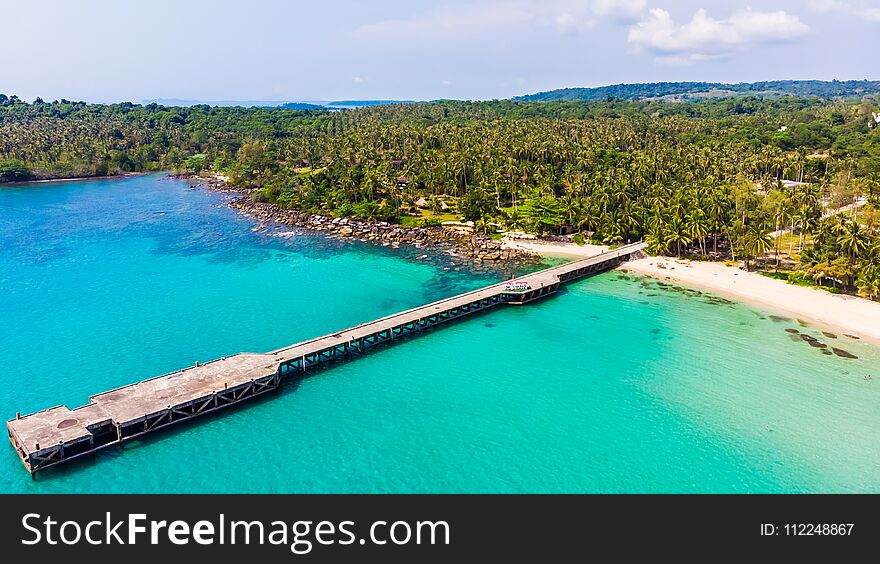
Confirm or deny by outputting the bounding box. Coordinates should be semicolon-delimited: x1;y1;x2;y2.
1;0;878;103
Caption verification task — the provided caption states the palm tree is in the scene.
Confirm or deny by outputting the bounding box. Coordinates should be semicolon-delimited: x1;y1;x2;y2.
474;217;494;235
646;223;670;254
743;225;773;271
504;208;525;231
686;211;709;257
706;189;729;256
795;204;818;249
837;221;869;263
665;216;692;258
520;196;564;236
773;202;791;270
856;263;880;300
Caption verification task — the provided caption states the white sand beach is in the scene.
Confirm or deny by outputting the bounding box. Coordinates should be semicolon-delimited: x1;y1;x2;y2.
509;238;880;343
624;258;880;344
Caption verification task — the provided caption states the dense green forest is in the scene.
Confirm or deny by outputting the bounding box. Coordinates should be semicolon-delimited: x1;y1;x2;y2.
1;92;879;298
515;80;880;102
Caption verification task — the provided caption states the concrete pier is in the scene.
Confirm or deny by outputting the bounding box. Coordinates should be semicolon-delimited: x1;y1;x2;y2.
7;242;646;474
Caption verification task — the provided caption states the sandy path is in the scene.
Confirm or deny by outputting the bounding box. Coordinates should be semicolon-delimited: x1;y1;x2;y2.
502;236;608;259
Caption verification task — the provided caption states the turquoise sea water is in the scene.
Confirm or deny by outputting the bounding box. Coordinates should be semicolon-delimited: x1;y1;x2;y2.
2;174;879;493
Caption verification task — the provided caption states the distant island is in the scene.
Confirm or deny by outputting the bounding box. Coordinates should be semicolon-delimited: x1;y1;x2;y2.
515;80;880;102
276;102;333;111
144;98;290;108
146;98;419;111
323;100;419;108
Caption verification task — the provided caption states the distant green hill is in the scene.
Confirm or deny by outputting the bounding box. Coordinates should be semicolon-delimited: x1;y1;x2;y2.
514;80;880;102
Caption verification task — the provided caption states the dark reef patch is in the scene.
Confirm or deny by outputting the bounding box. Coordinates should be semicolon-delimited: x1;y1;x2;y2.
703;296;735;306
799;334;828;348
831;347;858;359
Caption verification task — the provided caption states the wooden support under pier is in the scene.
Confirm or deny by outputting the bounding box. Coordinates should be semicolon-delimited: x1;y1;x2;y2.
7;242;646;474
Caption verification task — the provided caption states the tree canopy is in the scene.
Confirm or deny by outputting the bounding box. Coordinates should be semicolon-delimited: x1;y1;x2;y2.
2;92;879;298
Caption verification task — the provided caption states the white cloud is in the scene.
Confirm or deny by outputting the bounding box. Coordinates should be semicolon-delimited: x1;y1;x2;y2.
628;7;809;64
810;0;880;22
351;76;367;83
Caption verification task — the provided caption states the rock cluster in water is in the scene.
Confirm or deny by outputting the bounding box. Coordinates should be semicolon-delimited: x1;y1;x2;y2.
175;173;539;267
784;327;859;359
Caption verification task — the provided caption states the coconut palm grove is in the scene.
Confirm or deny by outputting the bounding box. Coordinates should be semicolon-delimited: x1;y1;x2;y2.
1;88;879;298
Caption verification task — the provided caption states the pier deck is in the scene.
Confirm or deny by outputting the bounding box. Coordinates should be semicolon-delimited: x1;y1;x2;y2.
8;242;646;474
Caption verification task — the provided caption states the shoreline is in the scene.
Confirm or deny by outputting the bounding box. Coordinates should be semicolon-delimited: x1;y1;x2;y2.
622;257;880;345
505;239;880;344
18;170;877;343
176;172;541;269
0;171;149;187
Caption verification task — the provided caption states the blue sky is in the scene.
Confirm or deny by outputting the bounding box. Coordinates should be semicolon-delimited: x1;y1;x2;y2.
1;0;877;103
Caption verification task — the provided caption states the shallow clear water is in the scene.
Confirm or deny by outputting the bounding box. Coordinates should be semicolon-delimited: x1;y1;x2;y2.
2;174;879;493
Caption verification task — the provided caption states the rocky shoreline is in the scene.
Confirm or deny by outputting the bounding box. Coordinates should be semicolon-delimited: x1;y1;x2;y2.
173;172;540;267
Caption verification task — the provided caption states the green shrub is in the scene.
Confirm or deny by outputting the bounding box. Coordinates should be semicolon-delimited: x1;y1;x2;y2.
758;271;790;281
0;159;32;181
786;271;813;286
